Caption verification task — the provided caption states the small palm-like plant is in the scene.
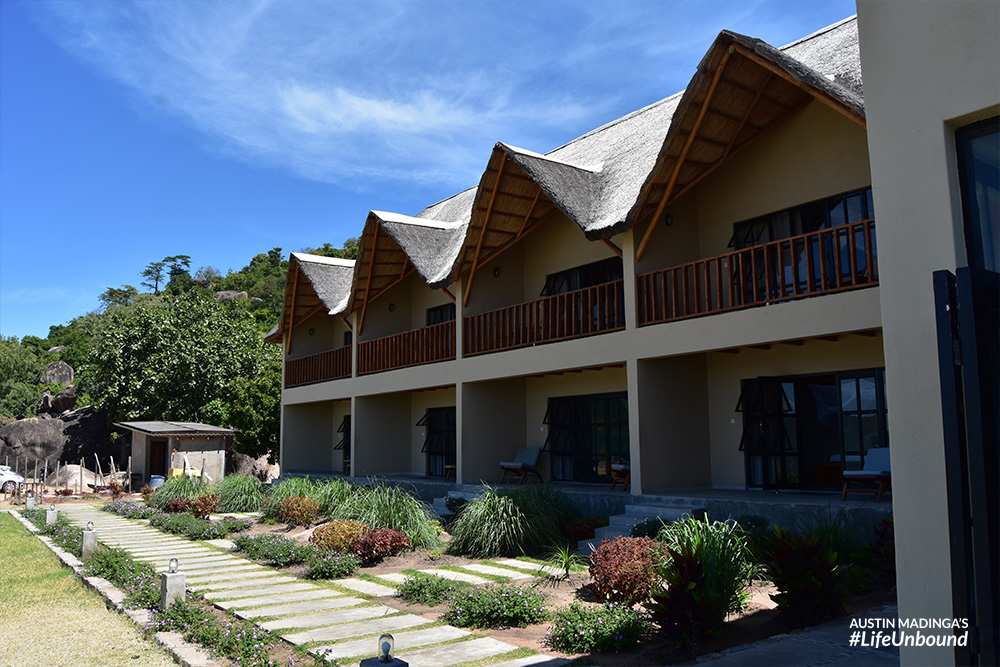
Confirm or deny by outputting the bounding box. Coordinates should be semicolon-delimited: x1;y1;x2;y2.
543;544;588;579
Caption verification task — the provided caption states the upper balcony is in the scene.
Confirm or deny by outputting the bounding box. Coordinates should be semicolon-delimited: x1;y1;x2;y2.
358;320;456;375
286;346;352;388
464;279;625;357
636;219;877;326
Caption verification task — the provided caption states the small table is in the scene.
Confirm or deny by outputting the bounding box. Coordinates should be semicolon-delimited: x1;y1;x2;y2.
444;465;456;482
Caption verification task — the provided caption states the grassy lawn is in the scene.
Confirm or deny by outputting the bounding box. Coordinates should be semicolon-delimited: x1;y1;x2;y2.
0;512;177;667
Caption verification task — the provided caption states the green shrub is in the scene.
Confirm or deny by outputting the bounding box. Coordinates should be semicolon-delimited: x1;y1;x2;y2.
305;551;359;580
148;475;207;511
166;498;192;514
278;496;320;526
443;583;549;628
311;520;369;552
85;547;159;609
562;516;599;541
149;511;228;540
794;507;872;593
339;481;440;550
103;499;159;520
647;517;759;653
212;474;265;513
733;514;772;563
397;574;469;606
220;516;253;533
353;528;410;566
147;598;280;665
547;602;652;654
444;496;467;516
543;544;588;579
232;533;317;567
766;526;847;626
589;536;656;605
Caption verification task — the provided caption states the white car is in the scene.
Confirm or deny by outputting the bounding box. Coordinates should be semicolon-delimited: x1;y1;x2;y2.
0;465;24;494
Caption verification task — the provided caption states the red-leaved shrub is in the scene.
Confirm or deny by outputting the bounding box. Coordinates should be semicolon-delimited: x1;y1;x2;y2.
190;494;220;520
279;496;320;526
166;498;192;514
353;528;410;566
589;536;656;604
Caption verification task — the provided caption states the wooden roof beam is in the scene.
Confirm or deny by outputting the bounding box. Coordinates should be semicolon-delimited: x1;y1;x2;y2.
602;238;623;258
284;260;300;355
474;207;559;272
358;222;380;336
518;187;542;237
636;48;733;263
464;155;507;308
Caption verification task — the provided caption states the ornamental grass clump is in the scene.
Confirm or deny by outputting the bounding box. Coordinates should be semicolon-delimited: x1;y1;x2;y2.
547;602;652;654
588;536;657;605
212;474;266;513
765;525;848;626
647;516;759;654
232;533;317;568
314;478;354;517
443;583;549;629
448;484;579;558
339;481;440;550
261;477;318;520
147;475;207;511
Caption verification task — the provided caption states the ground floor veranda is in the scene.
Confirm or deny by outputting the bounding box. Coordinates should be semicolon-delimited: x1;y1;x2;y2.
281;330;887;504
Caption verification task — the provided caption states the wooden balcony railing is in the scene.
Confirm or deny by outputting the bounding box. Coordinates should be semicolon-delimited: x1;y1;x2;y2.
464;280;625;357
286;346;351;388
637;219;877;326
358;320;456;375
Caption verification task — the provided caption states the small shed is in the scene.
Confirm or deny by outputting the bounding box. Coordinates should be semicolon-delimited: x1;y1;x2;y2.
116;421;235;485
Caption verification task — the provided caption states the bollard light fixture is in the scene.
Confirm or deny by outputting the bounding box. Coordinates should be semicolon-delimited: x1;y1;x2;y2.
168;558;178;573
87;521;94;531
378;633;394;663
50;503;56;511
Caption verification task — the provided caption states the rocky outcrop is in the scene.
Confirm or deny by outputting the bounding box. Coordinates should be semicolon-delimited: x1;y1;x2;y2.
36;360;74;386
39;385;78;415
225;444;280;482
0;406;125;467
214;290;249;302
47;345;67;354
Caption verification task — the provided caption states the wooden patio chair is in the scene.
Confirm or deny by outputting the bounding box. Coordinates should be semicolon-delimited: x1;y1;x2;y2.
610;463;631;491
499;447;543;484
841;447;892;502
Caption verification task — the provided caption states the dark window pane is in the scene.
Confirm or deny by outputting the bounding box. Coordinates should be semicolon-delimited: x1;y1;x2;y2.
840;378;857;412
859;376;877;411
956;116;999;272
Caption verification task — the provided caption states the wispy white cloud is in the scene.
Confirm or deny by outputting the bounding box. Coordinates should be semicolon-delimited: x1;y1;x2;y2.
27;0;856;190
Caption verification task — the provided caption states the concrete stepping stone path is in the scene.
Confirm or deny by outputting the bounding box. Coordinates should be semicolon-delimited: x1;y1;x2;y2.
235;596;363;619
57;504;545;667
494;559;564;577
316;625;471;661
334;578;398;597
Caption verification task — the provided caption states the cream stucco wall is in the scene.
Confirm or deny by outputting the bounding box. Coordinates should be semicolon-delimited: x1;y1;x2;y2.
352;393;411;476
462;378;526;483
289;311;350;360
281;401;337;473
857;2;999;664
695;100;872;254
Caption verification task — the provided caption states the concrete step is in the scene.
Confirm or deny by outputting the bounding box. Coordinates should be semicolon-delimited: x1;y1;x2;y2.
577;502;707;553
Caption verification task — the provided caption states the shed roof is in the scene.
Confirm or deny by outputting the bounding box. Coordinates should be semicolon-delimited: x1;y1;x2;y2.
115;421;236;437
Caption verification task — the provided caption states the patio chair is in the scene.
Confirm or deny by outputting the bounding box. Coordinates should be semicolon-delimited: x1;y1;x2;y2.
841;447;891;502
499;447;543;484
610;462;631;491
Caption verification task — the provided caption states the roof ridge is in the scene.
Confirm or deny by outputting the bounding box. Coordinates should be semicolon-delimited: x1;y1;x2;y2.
779;14;857;51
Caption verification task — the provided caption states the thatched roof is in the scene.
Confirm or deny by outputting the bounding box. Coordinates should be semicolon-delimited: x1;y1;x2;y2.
268;253;355;345
275;17;864;321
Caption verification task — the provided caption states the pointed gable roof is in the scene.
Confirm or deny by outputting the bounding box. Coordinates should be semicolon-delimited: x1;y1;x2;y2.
267;252;354;345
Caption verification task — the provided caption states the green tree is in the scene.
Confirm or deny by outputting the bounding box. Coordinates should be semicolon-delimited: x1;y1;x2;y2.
89;292;269;452
99;285;139;309
0;336;44;423
141;260;167;295
202;344;281;460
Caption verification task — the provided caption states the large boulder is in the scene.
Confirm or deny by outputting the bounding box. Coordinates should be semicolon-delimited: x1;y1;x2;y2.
36;360;74;386
39;385;78;415
215;290;248;302
0;406;125;468
225;444;280;482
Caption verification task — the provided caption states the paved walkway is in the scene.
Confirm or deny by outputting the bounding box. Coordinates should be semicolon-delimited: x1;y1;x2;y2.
59;505;568;667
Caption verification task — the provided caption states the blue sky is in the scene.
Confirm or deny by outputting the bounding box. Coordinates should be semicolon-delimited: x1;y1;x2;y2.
0;0;857;339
